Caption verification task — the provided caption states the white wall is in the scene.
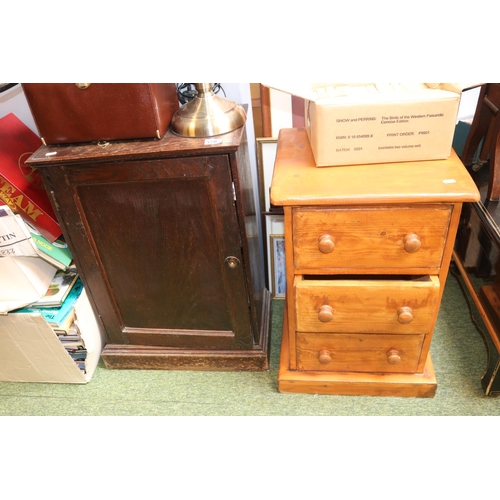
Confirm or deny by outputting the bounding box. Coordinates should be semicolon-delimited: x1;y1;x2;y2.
457;86;481;123
0;84;38;134
218;83;265;269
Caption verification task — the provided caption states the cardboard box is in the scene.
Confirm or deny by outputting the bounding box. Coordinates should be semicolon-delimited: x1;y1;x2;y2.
0;199;102;384
0;288;104;383
263;83;477;167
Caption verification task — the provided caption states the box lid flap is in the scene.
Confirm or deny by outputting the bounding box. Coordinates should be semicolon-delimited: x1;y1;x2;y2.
0;256;57;314
262;83;478;103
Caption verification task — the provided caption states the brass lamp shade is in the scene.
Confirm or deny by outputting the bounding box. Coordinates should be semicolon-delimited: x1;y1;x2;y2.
171;83;247;137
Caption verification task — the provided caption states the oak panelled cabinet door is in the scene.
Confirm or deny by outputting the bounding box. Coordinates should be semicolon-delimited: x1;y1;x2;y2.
28;125;271;370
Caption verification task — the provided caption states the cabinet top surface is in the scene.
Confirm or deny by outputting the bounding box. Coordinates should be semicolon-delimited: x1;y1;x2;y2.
26;125;245;166
271;128;480;206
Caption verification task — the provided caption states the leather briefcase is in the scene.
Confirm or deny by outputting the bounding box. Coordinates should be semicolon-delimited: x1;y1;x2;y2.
22;83;179;145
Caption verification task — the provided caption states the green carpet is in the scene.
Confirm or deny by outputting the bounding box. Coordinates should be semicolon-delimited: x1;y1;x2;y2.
1;267;499;416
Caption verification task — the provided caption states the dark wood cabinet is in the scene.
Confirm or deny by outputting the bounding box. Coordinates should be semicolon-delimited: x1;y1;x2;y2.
27;125;271;370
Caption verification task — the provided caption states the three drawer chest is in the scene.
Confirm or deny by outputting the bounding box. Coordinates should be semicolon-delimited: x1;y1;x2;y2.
271;128;479;397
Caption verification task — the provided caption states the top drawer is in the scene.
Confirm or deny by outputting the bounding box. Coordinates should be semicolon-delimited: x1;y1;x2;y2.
293;205;452;271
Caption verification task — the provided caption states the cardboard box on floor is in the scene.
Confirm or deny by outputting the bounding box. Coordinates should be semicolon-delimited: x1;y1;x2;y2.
263;83;480;167
0;288;104;383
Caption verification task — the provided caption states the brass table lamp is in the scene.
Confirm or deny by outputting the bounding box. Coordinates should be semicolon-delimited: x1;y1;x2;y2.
171;83;247;137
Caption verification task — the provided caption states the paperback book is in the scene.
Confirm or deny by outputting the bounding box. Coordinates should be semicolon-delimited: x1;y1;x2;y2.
0;204;38;257
30;267;79;308
0;204;69;269
0;202;58;314
59;323;87;372
14;278;84;331
26;221;72;271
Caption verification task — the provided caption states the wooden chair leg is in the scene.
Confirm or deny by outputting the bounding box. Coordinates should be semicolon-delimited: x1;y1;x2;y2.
462;85;488;168
487;119;500;200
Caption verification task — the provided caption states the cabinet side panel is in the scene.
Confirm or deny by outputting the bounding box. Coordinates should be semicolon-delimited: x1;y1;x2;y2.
232;128;267;344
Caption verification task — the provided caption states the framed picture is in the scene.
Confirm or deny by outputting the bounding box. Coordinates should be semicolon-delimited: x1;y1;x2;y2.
270;234;286;299
256;137;278;213
265;215;283;294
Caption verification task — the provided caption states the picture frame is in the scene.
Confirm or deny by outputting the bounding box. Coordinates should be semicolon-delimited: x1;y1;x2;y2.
265;215;283;295
255;137;278;213
270;234;286;299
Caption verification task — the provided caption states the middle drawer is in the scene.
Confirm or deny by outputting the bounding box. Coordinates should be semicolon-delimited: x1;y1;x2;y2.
295;275;440;334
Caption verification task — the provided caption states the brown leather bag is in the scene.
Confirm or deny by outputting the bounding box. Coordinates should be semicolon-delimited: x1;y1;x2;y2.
22;83;179;145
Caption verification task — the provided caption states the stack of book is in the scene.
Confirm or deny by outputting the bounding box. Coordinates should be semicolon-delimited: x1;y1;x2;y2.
0;203;72;271
1;199;88;371
58;323;87;372
13;270;86;372
0;109;104;381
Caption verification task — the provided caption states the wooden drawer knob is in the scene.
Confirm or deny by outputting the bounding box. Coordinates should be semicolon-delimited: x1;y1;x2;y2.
397;306;414;324
403;233;421;253
318;234;335;253
318;349;332;364
318;304;334;322
387;349;401;365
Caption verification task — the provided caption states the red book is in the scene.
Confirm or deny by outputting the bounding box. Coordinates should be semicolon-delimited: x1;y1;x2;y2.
0;113;62;242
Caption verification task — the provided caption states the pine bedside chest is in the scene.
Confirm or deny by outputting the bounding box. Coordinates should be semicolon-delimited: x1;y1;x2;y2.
270;128;480;397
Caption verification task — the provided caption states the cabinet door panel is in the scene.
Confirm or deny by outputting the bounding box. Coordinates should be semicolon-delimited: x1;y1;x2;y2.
57;155;253;349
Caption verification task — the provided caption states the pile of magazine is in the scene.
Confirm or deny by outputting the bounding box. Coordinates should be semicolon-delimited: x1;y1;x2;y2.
0;113;90;374
15;270;86;371
0;203;86;372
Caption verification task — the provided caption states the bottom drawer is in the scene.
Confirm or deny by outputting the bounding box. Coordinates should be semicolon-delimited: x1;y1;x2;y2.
296;332;424;373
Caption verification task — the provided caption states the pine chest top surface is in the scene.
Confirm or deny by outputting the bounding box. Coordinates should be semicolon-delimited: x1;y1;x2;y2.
271;128;480;207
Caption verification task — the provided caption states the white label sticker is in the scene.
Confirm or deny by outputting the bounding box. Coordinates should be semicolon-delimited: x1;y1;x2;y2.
204;139;223;145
